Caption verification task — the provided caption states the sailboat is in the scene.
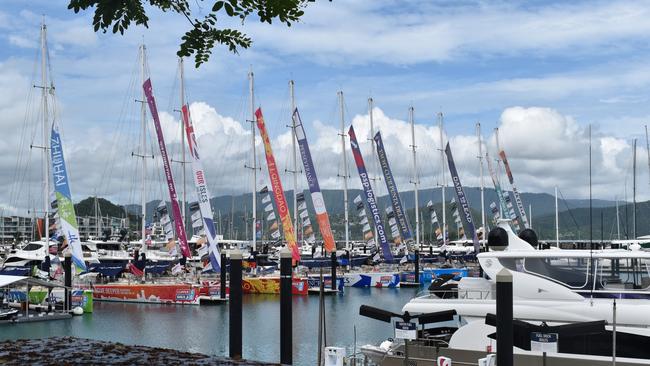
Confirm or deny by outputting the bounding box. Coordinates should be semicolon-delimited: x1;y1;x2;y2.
2;22;99;274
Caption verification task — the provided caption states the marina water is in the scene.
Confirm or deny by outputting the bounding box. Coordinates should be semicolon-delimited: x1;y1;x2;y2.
1;287;420;365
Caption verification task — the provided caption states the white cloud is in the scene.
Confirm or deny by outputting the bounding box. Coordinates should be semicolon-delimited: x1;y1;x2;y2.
245;1;650;65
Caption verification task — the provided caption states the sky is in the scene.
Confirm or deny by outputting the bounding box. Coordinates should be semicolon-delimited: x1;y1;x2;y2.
2;0;650;216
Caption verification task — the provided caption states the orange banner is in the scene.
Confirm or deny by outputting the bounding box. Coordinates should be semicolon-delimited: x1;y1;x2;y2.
255;108;300;261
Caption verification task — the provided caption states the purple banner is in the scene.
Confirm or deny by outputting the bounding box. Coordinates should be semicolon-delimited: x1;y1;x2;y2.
445;142;479;252
349;125;393;261
143;78;191;258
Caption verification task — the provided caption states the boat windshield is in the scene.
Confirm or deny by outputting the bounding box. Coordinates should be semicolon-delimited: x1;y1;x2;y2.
22;243;43;251
499;256;650;291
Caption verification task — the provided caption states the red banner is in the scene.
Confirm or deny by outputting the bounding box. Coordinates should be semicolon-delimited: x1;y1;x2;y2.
255;108;300;261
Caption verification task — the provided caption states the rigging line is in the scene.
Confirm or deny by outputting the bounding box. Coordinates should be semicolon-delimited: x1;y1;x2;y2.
557;188;581;235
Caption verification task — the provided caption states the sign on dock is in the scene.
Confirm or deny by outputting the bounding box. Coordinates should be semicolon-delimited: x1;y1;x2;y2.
394;321;417;340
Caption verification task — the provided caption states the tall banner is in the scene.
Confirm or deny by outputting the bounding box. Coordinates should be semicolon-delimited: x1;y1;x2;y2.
256;108;300;261
292;109;336;253
143;78;191;258
182;104;220;270
50;123;86;271
349;126;393;261
498;149;530;229
445;143;480;252
374;131;413;241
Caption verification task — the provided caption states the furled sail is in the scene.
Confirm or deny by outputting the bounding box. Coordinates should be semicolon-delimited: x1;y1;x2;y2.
182;104;220;270
50;123;86;271
143;78;190;258
256;108;300;261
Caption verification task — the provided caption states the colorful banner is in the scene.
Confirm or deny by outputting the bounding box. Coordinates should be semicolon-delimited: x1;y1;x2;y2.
445;143;479;252
292;109;336;253
143;78;190;258
348;125;393;261
498;150;530;229
354;194;375;248
182;104;220;270
256;108;300;261
373;131;412;240
50;123;86;271
296;193;315;245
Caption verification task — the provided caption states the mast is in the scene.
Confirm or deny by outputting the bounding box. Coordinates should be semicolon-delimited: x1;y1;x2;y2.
247;69;257;251
476;122;486;233
633;138;637;239
140;44;147;246
368;98;379;248
338;91;349;250
555;186;559;246
495;128;503;218
409;106;419;248
179;58;187;228
290;80;298;239
40;21;49;245
646;125;650;186
615;197;620;240
438;112;446;244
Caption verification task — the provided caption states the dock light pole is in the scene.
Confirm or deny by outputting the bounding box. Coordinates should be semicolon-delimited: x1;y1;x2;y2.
220;253;227;300
496;268;513;366
330;252;337;291
280;249;293;364
64;252;71;312
229;250;243;359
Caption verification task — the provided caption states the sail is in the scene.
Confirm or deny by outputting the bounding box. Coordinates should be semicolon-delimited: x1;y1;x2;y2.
292;109;336;253
373;131;413;241
143;78;191;258
50;123;86;271
445;142;479;252
498;149;530;229
182;104;220;270
256;108;300;261
348;125;393;260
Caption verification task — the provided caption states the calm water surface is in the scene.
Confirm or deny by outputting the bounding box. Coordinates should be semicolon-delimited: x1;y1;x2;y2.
0;287;420;365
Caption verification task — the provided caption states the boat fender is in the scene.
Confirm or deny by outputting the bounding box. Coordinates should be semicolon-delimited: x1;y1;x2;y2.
72;307;84;316
487;227;508;251
518;228;539;248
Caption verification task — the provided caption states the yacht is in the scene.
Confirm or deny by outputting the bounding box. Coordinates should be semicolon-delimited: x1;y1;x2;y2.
361;220;650;363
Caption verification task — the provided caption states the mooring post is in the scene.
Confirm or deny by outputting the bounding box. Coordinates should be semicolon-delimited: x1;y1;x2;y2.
496;268;513;366
330;252;337;291
229;250;243;359
64;252;72;312
280;249;293;365
414;250;420;285
220;252;227;299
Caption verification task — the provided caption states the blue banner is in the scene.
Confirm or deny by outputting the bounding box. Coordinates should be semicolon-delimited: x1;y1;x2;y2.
445;143;480;252
373;131;412;241
349;126;393;261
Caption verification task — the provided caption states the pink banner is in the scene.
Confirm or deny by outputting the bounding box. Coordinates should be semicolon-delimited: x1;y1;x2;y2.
143;78;191;258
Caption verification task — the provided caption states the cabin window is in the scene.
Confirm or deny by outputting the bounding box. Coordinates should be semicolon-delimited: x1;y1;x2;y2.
598;258;650;291
523;257;591;289
22;243;43;251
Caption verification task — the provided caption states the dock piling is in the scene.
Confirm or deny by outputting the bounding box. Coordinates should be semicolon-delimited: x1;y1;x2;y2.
330;252;337;291
220;253;227;299
280;249;292;365
64;252;71;312
496;268;513;366
229;250;243;359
